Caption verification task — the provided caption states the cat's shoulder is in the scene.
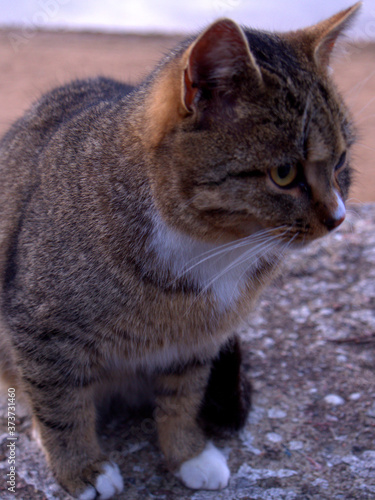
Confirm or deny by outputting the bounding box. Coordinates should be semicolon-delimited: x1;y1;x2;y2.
3;77;131;141
31;77;133;127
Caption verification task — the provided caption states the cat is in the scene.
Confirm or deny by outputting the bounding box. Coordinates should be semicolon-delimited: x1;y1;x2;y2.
0;3;360;498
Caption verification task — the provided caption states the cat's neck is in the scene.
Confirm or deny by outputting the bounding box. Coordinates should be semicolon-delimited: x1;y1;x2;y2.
149;214;284;310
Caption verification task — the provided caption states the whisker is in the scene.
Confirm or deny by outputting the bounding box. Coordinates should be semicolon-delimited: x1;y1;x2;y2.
213;235;281;279
181;194;203;208
229;232;298;301
345;207;361;225
355;114;375;127
175;226;287;280
181;227;294;317
194;231;287;298
182;238;279;317
345;69;375;101
354;96;375;120
354;142;375;152
346;197;363;206
346;208;362;224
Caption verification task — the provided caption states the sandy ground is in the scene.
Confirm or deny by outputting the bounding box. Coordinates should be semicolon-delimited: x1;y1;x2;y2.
0;29;374;201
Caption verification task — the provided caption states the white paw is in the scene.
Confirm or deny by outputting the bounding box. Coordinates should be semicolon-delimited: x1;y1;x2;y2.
175;442;230;490
78;485;96;500
79;462;124;500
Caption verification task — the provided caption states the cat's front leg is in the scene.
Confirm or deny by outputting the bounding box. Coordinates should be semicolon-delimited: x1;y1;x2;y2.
22;376;123;499
155;363;230;490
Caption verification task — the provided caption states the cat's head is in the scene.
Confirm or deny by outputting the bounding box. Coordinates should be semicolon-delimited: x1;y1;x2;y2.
144;3;361;246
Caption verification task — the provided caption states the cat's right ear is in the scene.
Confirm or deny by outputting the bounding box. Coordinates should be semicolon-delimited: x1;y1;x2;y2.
301;2;362;69
182;19;263;113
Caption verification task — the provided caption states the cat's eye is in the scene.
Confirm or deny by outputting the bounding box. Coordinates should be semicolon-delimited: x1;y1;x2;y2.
269;164;298;188
335;152;347;172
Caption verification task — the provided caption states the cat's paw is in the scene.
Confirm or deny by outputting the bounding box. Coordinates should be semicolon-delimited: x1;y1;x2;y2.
78;462;124;500
175;442;230;490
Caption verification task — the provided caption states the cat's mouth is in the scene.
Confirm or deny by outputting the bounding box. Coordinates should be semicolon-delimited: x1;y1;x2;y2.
260;221;338;249
220;221;309;248
278;220;345;247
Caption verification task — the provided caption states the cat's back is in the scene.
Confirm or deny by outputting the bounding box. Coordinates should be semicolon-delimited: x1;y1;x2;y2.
0;76;132;166
0;77;134;285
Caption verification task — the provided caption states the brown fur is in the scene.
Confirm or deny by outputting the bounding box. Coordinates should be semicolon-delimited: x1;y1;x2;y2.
0;4;360;497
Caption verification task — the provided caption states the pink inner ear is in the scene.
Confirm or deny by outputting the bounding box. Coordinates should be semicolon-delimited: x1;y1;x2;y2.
327;40;336;52
309;3;362;69
183;19;256;112
315;30;341;68
184;67;198;113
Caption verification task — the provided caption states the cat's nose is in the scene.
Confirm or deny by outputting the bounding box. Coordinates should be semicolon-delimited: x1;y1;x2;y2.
323;214;345;231
323;191;346;231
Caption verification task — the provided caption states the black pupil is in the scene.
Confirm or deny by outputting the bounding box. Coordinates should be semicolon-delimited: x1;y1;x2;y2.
278;165;291;179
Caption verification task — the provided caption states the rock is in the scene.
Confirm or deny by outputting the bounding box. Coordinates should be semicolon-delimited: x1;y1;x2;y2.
349;392;362;401
268;408;287;419
289;441;304;451
236;463;297;482
266;432;283;443
324;394;345;405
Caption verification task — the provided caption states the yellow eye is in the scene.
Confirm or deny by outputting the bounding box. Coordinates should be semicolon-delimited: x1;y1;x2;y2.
269;164;298;188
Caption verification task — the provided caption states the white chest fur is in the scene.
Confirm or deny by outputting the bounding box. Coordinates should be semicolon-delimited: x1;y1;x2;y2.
149;216;282;310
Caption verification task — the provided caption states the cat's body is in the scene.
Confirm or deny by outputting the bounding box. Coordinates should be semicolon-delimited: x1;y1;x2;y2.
0;4;360;498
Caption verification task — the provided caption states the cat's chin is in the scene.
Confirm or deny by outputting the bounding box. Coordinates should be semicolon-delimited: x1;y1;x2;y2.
289;230;332;248
288;239;310;250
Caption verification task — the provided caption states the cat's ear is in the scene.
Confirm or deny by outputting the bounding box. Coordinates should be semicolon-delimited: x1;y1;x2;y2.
304;2;362;68
182;19;262;113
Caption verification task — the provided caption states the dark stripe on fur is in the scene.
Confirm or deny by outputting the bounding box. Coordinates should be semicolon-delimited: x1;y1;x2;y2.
129;255;201;296
197;170;264;187
3;185;38;294
35;412;75;433
156;356;207;377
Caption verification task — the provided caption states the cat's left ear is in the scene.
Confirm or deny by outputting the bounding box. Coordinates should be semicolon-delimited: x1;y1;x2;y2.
182;19;263;113
303;2;362;68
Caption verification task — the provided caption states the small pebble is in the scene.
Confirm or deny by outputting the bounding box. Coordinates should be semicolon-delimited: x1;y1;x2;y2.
289;440;304;451
326;414;339;422
320;308;334;316
349;392;362;401
311;478;329;489
362;450;375;460
336;355;348;363
263;337;275;348
266;432;283;443
268;408;287;419
324;394;345;406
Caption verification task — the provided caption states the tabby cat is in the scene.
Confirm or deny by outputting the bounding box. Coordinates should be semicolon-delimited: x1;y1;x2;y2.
0;3;360;498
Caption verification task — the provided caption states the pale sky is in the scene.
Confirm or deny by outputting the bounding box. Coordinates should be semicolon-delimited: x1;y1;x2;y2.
0;0;374;39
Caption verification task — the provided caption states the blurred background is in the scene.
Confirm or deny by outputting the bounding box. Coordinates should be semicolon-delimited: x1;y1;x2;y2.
0;0;374;37
0;0;374;201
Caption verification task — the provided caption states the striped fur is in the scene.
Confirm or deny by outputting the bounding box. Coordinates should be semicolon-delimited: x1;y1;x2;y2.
0;4;360;497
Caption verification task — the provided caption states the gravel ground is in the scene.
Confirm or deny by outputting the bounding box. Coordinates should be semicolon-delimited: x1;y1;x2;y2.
1;203;374;500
